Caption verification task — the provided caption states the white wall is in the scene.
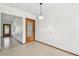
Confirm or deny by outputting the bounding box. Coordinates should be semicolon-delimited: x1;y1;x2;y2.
12;16;23;43
36;3;79;55
0;12;1;49
0;4;36;44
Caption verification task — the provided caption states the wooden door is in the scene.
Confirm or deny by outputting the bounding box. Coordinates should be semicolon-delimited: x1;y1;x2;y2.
3;24;11;37
26;18;35;42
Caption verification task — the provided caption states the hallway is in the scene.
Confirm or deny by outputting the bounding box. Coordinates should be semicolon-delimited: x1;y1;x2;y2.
0;40;74;56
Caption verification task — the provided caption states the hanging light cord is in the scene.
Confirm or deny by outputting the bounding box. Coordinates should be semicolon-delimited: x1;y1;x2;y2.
40;3;42;15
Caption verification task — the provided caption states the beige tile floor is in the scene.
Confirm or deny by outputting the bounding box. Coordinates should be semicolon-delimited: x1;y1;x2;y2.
0;39;74;56
1;37;21;49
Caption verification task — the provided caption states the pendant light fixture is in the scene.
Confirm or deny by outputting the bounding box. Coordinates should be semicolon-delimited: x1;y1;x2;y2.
38;3;44;20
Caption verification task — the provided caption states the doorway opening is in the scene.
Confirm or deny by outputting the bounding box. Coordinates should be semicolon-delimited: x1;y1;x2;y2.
3;24;11;37
26;18;35;43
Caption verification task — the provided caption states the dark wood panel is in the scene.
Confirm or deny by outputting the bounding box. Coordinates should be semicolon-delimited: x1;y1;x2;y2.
26;18;35;43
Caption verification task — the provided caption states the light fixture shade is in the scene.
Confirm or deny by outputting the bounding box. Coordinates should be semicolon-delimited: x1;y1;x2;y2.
38;15;44;20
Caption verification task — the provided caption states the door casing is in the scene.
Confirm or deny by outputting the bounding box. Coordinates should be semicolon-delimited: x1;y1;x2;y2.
3;24;11;37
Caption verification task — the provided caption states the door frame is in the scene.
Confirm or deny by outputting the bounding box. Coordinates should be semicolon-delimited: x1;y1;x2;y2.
3;24;11;37
26;18;35;43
